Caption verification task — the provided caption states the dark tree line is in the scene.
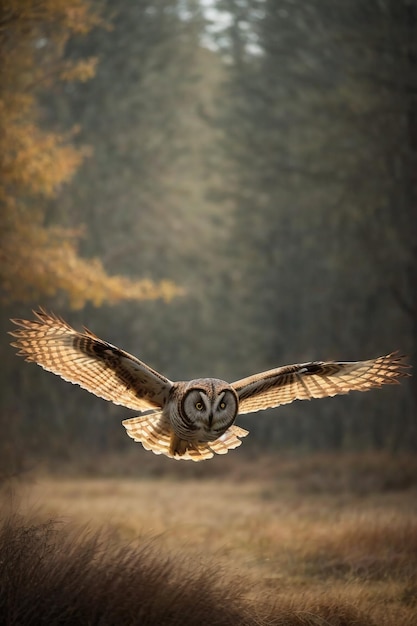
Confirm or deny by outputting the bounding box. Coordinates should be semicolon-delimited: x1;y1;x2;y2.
212;0;416;450
1;0;416;473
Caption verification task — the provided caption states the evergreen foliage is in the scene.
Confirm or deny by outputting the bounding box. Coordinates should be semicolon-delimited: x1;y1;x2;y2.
1;0;415;466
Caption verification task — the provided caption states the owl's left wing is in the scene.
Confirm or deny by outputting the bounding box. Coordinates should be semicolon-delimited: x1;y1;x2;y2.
10;309;172;412
232;353;409;415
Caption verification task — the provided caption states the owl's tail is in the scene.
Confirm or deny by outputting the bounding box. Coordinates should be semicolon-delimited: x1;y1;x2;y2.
122;411;173;456
122;412;249;462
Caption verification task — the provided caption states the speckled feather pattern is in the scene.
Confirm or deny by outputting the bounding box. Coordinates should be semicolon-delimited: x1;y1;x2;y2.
233;354;409;415
10;309;171;412
10;309;410;462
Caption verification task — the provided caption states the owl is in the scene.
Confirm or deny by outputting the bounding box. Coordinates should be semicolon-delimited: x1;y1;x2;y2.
10;310;409;461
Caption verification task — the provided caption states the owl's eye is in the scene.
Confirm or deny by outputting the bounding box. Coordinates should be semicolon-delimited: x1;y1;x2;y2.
219;401;226;410
195;401;204;410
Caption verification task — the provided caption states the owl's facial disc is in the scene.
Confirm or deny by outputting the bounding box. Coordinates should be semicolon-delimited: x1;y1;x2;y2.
181;381;238;441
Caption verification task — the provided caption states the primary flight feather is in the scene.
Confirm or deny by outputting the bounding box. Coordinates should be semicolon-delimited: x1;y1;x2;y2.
10;309;409;461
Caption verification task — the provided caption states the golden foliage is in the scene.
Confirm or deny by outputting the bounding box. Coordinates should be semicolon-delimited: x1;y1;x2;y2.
59;57;98;82
0;0;183;307
1;222;183;308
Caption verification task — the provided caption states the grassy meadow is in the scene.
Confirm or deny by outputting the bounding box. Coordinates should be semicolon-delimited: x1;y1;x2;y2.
1;451;417;625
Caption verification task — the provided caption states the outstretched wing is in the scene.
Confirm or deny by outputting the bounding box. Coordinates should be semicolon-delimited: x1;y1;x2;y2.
123;413;249;462
10;309;172;411
232;353;409;415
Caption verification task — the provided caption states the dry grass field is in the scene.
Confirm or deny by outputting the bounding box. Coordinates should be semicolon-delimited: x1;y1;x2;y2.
2;452;417;625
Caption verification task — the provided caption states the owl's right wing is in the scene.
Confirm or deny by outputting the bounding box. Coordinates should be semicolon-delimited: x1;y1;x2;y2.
232;353;409;415
10;309;173;411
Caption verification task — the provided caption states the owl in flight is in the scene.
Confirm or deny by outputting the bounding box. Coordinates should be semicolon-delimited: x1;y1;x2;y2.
10;310;408;461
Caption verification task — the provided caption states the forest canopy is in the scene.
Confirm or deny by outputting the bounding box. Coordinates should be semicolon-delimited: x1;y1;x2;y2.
0;0;182;308
1;0;415;472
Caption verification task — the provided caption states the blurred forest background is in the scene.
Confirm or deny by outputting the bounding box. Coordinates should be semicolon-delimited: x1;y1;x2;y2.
1;0;416;475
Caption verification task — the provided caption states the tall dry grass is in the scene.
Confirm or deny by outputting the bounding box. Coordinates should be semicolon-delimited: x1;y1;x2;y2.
0;513;399;626
2;452;417;625
0;513;254;626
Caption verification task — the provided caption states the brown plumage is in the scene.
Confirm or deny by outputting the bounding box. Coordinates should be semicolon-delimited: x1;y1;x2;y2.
10;309;410;461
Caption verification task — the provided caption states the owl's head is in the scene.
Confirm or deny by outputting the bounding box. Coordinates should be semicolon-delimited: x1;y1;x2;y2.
179;378;239;440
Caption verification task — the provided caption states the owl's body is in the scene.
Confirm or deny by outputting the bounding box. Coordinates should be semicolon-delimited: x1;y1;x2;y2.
10;310;409;461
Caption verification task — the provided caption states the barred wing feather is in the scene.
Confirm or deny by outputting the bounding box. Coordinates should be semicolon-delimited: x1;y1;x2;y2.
10;309;172;412
232;353;409;415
